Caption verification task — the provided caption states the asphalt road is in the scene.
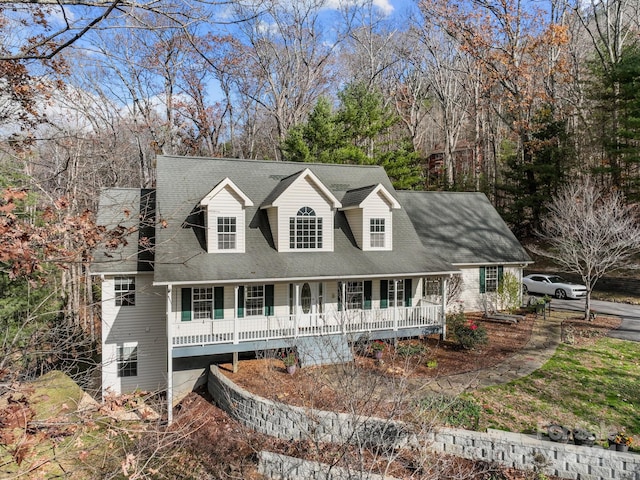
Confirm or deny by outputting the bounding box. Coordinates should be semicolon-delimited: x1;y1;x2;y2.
550;298;640;341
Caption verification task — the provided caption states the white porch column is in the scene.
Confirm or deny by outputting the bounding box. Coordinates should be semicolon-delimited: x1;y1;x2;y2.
340;282;346;333
294;284;300;337
233;286;239;344
166;285;173;425
393;280;398;331
441;276;448;340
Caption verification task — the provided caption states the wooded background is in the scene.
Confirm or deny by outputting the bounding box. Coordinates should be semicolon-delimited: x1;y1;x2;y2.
1;0;639;378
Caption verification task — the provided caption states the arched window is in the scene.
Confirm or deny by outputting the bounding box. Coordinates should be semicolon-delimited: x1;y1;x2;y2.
289;207;323;249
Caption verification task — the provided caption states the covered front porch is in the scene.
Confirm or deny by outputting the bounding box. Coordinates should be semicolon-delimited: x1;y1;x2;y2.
171;302;444;352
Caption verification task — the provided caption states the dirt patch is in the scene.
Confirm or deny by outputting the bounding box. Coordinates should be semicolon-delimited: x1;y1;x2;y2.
219;314;537;411
219;313;622;414
561;316;621;346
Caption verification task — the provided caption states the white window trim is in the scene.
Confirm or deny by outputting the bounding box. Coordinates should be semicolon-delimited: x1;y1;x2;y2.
343;281;364;310
485;266;499;293
388;279;405;307
289;207;323;249
217;216;237;250
117;342;138;378
193;287;213;320
370;218;386;249
246;285;265;316
115;276;135;307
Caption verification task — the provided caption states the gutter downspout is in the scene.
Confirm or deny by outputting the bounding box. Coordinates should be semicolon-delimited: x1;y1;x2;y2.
166;285;173;424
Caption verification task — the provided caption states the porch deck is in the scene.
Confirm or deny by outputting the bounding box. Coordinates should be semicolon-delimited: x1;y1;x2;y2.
171;304;443;349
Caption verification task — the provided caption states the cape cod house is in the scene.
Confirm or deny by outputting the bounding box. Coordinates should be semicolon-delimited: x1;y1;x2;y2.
92;155;531;420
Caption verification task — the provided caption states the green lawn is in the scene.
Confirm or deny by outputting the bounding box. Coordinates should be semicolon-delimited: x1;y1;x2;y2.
467;337;640;446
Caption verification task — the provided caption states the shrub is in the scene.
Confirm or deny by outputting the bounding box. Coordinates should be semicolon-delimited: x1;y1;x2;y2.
395;342;428;357
447;308;488;350
497;271;521;313
418;394;481;430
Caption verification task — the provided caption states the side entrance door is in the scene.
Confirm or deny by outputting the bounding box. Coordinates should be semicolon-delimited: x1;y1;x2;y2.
298;282;324;328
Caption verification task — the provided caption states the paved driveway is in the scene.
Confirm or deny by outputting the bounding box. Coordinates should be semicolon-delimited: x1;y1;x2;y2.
551;298;640;342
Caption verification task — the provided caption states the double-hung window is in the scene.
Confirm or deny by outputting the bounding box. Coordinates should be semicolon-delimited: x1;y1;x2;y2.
217;217;236;250
424;278;441;296
388;279;405;307
115;277;135;306
193;287;213;319
370;218;385;248
182;286;224;321
344;281;363;310
289;207;323;249
246;285;264;316
480;266;503;293
117;343;138;378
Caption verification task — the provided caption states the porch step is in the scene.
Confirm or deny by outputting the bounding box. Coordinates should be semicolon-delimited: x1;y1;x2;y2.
296;335;353;368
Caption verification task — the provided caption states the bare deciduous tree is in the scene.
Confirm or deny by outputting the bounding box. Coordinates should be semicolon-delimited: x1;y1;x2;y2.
534;177;640;319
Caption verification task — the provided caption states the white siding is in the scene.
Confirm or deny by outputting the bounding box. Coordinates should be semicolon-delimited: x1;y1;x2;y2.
275;178;335;252
457;266;523;313
205;186;246;253
169;278;427;324
267;207;279;250
102;274;167;397
361;192;393;251
273;283;290;317
344;209;363;248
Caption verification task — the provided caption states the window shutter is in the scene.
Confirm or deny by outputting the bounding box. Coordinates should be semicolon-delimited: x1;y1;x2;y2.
214;286;224;319
380;280;388;308
265;284;274;316
289;283;294;315
363;281;372;310
181;288;192;321
498;266;504;284
237;286;244;318
404;279;412;307
338;283;343;311
479;267;486;294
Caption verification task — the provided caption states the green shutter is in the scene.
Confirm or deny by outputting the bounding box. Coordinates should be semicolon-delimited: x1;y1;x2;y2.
479;267;486;294
181;288;192;321
363;281;372;310
265;284;274;316
498;266;504;284
338;282;343;311
214;286;224;319
404;279;412;307
380;280;388;308
237;286;244;318
289;283;294;315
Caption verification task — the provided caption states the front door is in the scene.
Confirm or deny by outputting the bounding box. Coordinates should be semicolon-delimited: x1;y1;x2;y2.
298;282;324;327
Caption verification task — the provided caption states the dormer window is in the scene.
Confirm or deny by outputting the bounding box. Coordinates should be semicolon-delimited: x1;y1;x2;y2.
340;184;400;251
217;217;237;250
290;206;323;249
200;177;253;254
370;218;385;248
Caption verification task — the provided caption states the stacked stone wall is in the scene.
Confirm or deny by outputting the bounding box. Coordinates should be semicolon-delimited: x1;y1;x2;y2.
208;366;640;480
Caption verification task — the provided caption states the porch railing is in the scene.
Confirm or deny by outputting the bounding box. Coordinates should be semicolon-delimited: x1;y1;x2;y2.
172;304;443;348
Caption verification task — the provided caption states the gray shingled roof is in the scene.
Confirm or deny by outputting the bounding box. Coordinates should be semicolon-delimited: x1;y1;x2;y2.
396;191;532;265
151;156;456;284
260;170;304;208
340;185;377;209
93;188;155;274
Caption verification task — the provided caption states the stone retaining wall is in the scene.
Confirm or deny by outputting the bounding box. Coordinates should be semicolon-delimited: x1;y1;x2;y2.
257;451;399;480
207;366;640;480
207;365;412;447
432;427;640;480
